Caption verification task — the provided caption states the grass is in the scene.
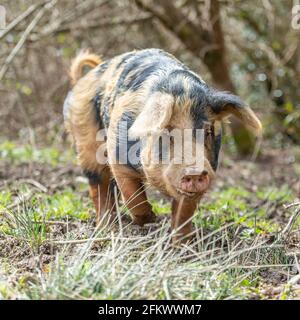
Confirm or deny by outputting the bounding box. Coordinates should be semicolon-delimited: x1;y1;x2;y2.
0;141;75;166
1;206;298;300
0;142;300;299
195;185;293;234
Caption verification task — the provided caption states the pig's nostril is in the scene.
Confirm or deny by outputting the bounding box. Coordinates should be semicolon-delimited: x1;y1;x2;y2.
182;176;191;183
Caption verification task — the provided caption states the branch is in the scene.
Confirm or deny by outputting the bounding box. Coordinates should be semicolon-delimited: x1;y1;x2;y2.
135;0;210;53
0;0;50;40
0;0;57;81
36;0;109;37
28;13;153;40
208;0;225;51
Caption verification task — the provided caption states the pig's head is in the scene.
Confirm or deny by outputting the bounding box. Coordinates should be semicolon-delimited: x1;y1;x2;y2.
129;70;262;200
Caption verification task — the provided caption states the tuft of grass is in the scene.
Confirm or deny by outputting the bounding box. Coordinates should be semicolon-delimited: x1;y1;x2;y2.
40;189;91;221
0;141;75;166
256;185;293;203
194;186;293;236
0;190;12;210
1;194;47;251
7;219;295;300
0;160;299;300
0;187;91;254
150;199;171;215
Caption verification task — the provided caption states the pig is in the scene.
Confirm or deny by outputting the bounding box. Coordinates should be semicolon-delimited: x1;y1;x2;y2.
64;49;262;243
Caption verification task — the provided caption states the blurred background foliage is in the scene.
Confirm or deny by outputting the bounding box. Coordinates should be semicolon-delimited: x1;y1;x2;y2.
0;0;299;156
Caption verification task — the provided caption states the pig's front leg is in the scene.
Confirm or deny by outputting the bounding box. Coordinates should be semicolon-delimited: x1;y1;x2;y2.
171;198;197;243
114;173;156;226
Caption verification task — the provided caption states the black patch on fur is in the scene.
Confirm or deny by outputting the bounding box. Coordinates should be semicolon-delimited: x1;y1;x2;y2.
101;95;111;128
96;60;110;75
162;71;208;131
109;178;118;194
92;92;104;129
188;82;223;170
211;133;222;171
209;91;244;114
152;69;205;101
190;86;209;130
124;62;161;91
110;50;162;108
116;112;142;172
115;52;136;71
152;70;186;98
114;49;183;94
96;54;139;128
108;50;188;119
115;50;157;92
84;169;102;185
168;80;185;97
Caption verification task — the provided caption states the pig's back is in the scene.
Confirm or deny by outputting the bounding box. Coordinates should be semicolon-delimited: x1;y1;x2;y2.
110;48;186;92
96;49;188;128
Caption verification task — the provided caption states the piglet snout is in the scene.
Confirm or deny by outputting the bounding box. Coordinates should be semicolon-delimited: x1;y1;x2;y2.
180;171;209;194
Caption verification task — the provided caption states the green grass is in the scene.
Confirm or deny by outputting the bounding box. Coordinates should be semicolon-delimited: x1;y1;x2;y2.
39;189;91;220
0;142;299;300
0;141;75;166
1;216;297;300
194;185;292;235
1;182;298;299
0;186;92;252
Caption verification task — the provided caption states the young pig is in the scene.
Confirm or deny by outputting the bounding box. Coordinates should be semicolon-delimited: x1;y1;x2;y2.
64;49;262;243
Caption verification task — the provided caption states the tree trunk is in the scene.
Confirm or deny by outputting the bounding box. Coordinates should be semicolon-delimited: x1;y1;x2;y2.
136;0;256;156
203;0;255;156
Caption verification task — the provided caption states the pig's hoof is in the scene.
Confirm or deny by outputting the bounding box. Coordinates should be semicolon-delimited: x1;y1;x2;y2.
95;211;116;227
131;212;156;226
172;237;193;246
172;231;194;246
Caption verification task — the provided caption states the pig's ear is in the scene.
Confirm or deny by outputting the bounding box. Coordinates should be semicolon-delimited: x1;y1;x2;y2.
209;92;262;136
129;93;174;139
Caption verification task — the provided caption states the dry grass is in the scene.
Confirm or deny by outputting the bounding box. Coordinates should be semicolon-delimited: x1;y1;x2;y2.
0;143;300;300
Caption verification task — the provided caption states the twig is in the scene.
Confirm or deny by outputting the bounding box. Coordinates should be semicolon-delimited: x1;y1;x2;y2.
18;179;48;193
0;0;49;40
284;202;300;210
288;274;300;285
0;0;57;80
47;14;153;35
32;220;78;226
6;190;34;210
281;206;300;237
50;236;145;245
28;0;109;42
231;263;295;269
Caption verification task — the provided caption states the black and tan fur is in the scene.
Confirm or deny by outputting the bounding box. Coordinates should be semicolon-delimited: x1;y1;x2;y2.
64;49;262;241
